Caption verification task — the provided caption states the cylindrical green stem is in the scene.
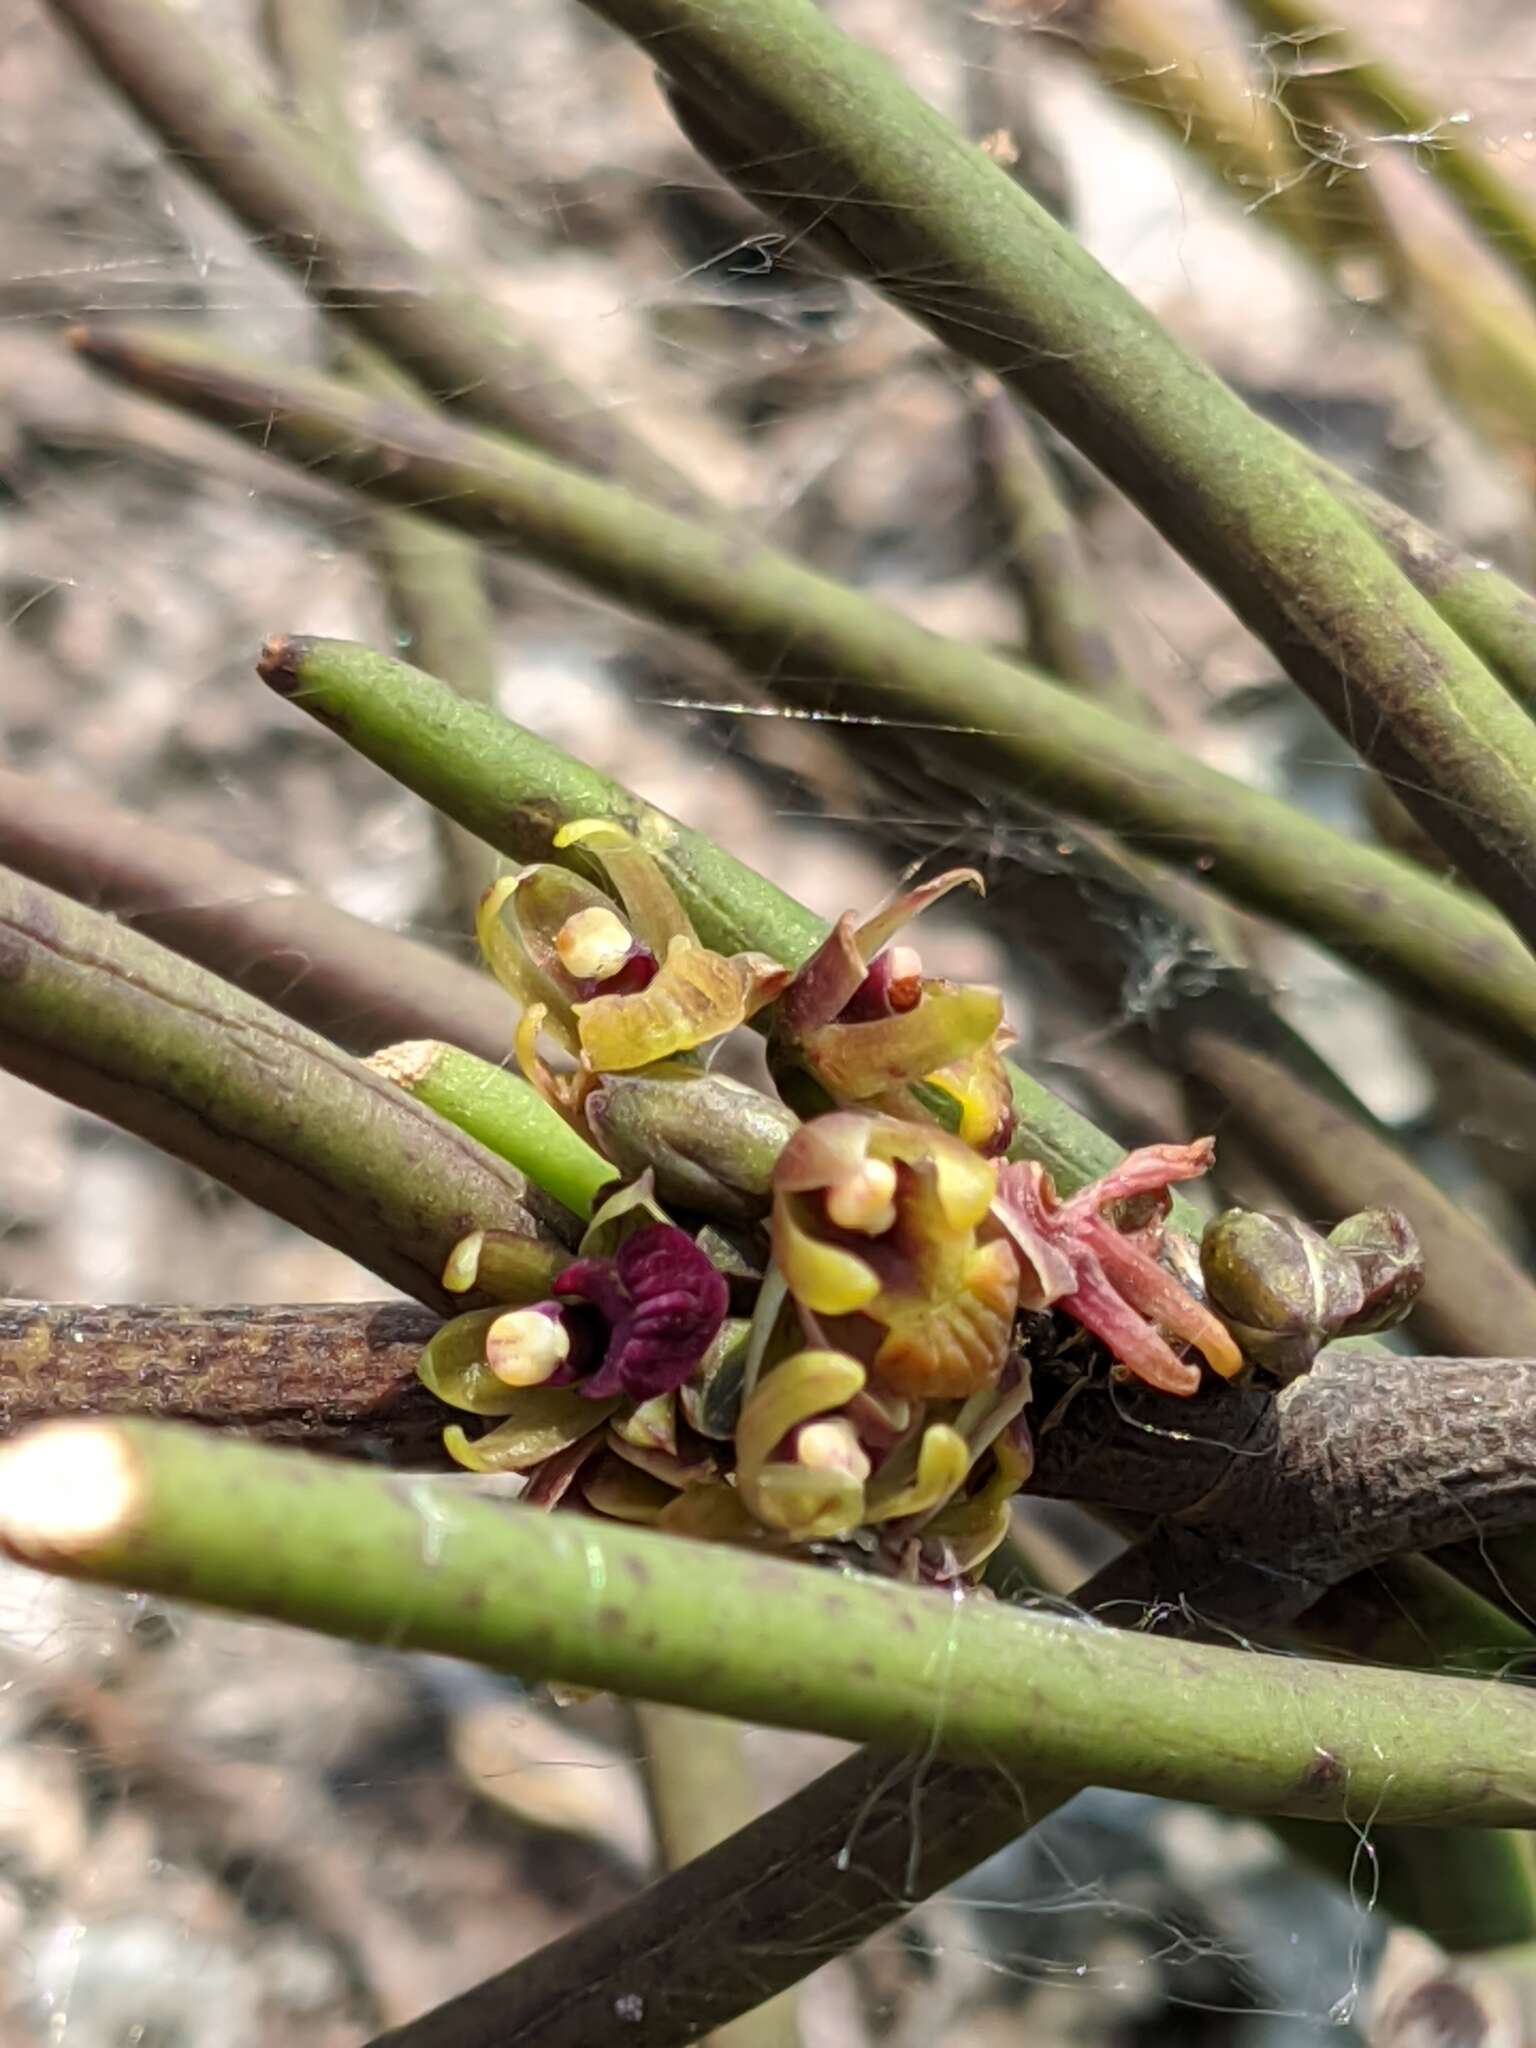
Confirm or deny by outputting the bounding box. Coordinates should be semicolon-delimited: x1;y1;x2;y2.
0;866;573;1310
967;381;1140;713
6;1417;1536;1824
244;631;1201;1216
0;766;516;1063
38;0;693;502
369;1040;617;1222
1315;457;1536;719
50;330;1520;1056
74;332;1536;1065
584;0;1536;940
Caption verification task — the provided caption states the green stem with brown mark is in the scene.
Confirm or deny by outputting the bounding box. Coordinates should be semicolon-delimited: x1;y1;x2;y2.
0;864;573;1311
577;0;1536;938
6;1417;1536;1823
78;325;1536;1057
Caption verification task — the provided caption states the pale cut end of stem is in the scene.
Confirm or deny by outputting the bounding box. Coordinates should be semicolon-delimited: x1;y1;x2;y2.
364;1038;446;1090
0;1423;142;1569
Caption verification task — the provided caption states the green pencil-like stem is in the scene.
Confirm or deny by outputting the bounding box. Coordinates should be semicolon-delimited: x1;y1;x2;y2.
583;0;1536;940
368;1040;618;1222
5;1416;1535;1824
967;381;1140;713
72;333;1536;1066
0;766;516;1064
38;0;693;503
0;865;573;1311
1317;457;1536;718
55;327;1529;1059
244;632;1206;1213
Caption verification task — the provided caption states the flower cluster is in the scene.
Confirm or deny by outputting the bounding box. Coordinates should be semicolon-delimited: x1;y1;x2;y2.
411;831;1423;1585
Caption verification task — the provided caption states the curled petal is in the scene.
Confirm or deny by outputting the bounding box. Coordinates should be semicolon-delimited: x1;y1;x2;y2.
443;1391;618;1472
552;818;694;957
870;1236;1020;1399
853;867;985;962
777;912;872;1037
992;1161;1079;1306
478;869;628;1051
736;1349;868;1541
773;1192;882;1315
863;1422;970;1524
1058;1137;1218;1229
575;935;788;1071
994;1140;1236;1394
899;1041;1016;1155
799;981;1004;1100
419;1307;527;1414
772;1112;1014;1399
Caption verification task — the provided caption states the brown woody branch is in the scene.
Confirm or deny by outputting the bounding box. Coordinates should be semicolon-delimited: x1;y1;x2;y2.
6;1302;1532;1628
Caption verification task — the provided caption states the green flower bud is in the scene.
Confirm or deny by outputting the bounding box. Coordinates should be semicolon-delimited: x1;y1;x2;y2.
1326;1207;1424;1337
586;1073;799;1224
1199;1208;1364;1382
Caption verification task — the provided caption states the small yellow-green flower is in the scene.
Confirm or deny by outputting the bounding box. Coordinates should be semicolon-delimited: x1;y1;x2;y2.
771;1111;1020;1399
770;869;1015;1154
477;820;787;1103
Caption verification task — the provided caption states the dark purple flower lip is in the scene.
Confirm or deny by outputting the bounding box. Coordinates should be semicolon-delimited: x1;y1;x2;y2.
837;946;924;1023
553;1223;729;1401
568;943;658;1003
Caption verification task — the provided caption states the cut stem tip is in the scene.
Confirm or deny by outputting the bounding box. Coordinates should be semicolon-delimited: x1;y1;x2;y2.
0;1423;141;1568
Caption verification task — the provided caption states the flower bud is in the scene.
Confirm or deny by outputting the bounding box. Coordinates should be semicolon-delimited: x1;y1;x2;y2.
587;1073;799;1224
824;1157;898;1235
791;1417;872;1483
1326;1207;1423;1337
1199;1208;1364;1382
486;1305;572;1387
556;906;640;983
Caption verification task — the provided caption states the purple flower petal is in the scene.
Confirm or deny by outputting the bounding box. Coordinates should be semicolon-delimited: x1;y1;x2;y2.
558;1224;729;1402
